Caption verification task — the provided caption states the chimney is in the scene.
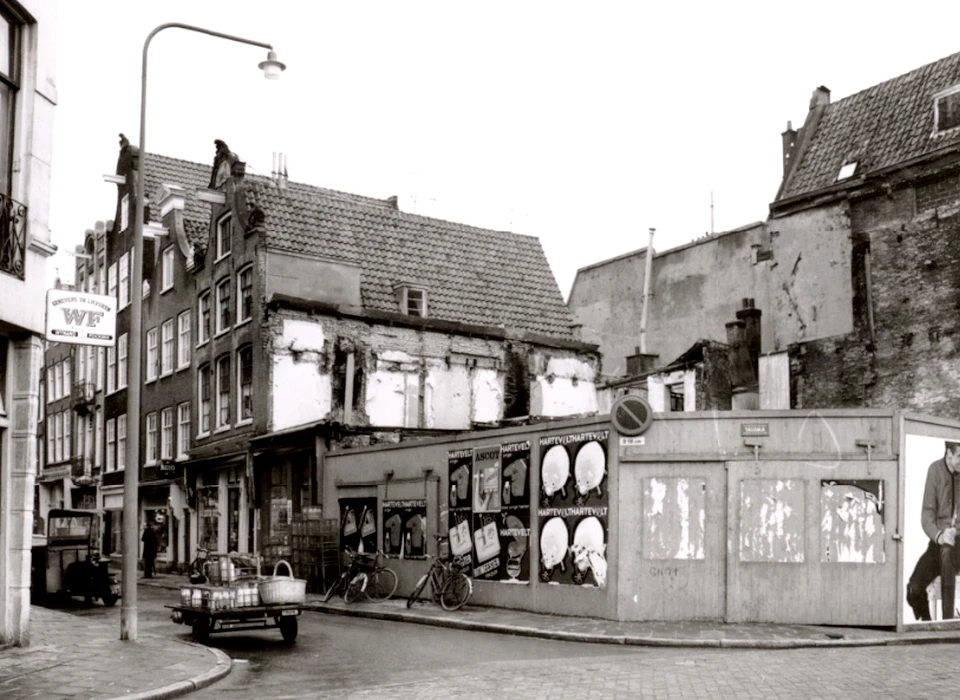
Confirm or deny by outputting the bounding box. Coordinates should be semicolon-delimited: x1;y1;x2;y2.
810;85;830;109
781;120;797;176
735;298;761;382
626;346;659;376
386;195;399;210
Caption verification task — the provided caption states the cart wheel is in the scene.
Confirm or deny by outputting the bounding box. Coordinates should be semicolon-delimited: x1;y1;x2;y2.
192;617;210;644
101;592;118;607
279;616;298;643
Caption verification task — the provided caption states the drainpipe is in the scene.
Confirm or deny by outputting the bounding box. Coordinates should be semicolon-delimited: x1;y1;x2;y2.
639;227;656;354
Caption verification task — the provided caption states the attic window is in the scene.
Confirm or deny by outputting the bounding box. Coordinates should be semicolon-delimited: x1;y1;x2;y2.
934;87;960;134
397;286;427;317
836;162;858;181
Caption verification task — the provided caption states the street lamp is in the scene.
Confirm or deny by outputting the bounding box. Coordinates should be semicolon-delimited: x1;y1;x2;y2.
123;22;284;642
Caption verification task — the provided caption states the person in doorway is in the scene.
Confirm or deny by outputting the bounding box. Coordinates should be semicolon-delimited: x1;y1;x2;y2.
907;441;960;620
141;522;158;579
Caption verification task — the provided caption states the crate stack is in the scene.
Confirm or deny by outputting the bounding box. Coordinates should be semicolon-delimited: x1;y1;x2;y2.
291;510;339;593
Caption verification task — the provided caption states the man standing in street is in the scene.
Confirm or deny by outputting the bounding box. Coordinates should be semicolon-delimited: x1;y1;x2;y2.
907;441;960;620
141;521;158;579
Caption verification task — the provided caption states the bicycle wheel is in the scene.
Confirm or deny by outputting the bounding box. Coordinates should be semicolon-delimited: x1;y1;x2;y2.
344;572;367;604
440;572;472;611
406;572;429;608
321;574;344;603
365;567;399;601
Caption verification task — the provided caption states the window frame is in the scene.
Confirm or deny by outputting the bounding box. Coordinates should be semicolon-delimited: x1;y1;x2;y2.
198;291;211;345
117;413;127;471
237;265;253;325
0;10;21;197
161;406;174;460
198;365;211;436
237;345;253;424
145;327;158;382
118;252;130;309
108;262;117;302
215;277;231;336
161;318;174;376
934;85;960;135
106;346;116;394
145;412;157;465
161;245;175;292
117;333;128;390
177;310;191;369
105;418;116;472
177;402;191;459
215;213;232;260
215;354;230;431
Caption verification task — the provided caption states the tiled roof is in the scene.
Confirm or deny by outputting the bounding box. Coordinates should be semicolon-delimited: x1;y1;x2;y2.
779;51;960;201
141;153;575;339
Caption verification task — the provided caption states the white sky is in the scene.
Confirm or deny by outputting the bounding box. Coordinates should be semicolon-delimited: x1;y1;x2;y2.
50;1;960;299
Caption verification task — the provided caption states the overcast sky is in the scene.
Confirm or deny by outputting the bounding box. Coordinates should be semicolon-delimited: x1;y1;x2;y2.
50;1;960;299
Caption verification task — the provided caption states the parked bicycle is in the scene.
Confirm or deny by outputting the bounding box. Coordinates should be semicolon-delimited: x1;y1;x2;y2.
406;534;472;611
322;547;398;604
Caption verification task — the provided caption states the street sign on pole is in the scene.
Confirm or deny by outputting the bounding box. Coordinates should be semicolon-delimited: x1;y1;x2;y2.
44;289;117;347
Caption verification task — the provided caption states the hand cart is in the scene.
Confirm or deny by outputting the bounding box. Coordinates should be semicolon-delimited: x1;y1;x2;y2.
167;602;302;644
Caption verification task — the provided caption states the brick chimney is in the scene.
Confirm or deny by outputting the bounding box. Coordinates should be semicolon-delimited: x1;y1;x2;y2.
626;346;659;376
781;121;797;176
810;85;831;109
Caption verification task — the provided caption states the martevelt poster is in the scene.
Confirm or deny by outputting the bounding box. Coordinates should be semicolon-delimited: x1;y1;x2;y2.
537;430;610;587
338;498;378;554
446;443;532;583
382;499;427;559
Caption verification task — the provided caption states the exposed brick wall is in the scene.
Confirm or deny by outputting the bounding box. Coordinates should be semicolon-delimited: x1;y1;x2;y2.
915;173;959;214
695;345;733;410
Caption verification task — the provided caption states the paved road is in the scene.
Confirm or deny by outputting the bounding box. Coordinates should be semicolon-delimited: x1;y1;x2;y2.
66;587;959;699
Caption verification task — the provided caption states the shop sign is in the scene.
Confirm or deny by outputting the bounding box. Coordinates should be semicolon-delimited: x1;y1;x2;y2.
45;289;117;347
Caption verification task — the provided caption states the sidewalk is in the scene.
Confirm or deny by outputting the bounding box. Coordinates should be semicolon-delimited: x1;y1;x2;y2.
140;572;960;650
0;593;230;700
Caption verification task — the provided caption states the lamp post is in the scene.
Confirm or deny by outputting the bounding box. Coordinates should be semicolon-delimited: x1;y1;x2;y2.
123;22;285;641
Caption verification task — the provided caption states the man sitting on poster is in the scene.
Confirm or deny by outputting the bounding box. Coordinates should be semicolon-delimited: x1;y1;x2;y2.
907;441;960;621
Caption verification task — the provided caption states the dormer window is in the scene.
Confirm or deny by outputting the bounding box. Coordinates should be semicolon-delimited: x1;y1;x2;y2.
934;86;960;134
394;283;427;317
216;214;232;260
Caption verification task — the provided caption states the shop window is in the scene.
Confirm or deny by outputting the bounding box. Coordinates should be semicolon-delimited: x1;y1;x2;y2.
198;481;219;551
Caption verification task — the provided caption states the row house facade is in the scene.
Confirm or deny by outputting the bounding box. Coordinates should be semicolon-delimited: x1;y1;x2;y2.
0;0;57;645
38;138;601;573
570;49;960;421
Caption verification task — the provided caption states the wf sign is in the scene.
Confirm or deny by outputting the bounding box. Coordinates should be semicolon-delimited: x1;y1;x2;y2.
45;289;117;347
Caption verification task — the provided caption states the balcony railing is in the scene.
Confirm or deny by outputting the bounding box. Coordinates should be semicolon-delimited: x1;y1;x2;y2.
71;381;95;412
0;193;27;280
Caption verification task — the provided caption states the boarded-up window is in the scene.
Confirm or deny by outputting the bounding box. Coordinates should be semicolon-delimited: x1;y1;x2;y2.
820;480;884;563
739;479;805;562
643;477;705;560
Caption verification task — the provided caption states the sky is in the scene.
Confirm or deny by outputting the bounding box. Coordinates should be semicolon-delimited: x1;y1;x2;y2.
50;1;960;300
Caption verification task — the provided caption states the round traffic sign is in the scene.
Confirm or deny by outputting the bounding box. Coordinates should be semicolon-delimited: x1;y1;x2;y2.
611;394;653;436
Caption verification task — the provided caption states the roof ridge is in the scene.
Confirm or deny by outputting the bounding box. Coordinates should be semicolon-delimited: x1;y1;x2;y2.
827;49;960;108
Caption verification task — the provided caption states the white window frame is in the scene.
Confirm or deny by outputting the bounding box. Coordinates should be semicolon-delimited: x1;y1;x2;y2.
119;252;130;308
117;414;126;470
106;346;116;394
161;319;174;376
54;411;63;462
161;407;174;460
216;355;230;430
94;408;103;470
63;359;71;398
145;327;158;382
399;286;427;317
161;246;175;292
933;85;960;135
198;292;211;345
237;265;253;324
216;213;232;260
96;348;104;391
215;277;231;335
145;412;157;465
63;411;71;461
46;414;55;464
237;345;253;424
108;262;117;302
177;310;191;369
46;367;54;403
117;333;128;390
120;193;130;231
105;418;116;472
177;402;191;459
198;365;211;436
54;362;62;400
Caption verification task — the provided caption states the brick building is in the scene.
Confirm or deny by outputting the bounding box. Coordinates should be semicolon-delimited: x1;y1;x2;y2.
571;50;960;420
74;139;600;572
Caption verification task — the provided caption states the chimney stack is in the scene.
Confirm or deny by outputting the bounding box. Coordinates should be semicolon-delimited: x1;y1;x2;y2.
810;85;831;109
781;121;798;176
626;346;659;376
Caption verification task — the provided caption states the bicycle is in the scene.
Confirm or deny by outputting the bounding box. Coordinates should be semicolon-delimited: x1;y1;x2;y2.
406;534;472;611
321;548;398;604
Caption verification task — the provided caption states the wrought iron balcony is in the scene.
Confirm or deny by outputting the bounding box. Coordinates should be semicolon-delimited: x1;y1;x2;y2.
71;381;96;412
0;192;27;280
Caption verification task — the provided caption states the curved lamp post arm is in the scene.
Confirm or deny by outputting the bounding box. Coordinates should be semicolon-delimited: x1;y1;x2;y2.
122;21;279;643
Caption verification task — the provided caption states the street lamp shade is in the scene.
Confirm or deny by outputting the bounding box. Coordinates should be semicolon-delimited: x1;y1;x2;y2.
259;50;286;80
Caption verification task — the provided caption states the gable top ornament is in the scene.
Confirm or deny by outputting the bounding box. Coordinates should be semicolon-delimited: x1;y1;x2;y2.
210;139;245;189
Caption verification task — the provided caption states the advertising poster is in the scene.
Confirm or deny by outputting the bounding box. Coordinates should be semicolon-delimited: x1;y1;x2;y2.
473;445;502;513
903;435;960;625
537;430;610;587
447;449;474;563
338;497;378;554
382;499;427;559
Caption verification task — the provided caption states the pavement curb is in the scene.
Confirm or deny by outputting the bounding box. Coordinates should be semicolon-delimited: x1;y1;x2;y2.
304;602;960;650
106;642;232;700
